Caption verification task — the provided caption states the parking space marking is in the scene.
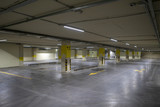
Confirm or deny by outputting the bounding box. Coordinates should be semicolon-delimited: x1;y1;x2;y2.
0;71;32;79
134;69;145;72
89;70;104;76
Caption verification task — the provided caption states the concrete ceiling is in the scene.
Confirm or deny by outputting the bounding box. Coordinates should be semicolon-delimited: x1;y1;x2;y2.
0;0;160;51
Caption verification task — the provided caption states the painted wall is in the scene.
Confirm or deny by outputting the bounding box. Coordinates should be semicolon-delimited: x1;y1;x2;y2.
141;52;160;59
24;48;32;61
36;49;56;61
0;43;20;68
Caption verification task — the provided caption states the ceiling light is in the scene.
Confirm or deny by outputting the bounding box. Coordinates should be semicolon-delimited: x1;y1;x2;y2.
57;44;61;46
126;43;130;45
45;48;51;50
64;26;84;32
0;39;7;42
24;45;31;48
110;39;118;42
87;46;94;49
134;46;137;48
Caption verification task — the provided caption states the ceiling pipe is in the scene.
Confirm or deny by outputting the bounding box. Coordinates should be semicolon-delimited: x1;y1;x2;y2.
143;0;160;46
0;0;119;29
0;0;38;15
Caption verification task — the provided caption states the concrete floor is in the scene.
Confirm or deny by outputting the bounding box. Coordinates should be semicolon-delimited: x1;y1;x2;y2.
0;59;160;107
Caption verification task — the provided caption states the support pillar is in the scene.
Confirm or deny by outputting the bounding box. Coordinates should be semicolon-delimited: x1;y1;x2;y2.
61;41;71;72
137;51;139;59
19;44;24;66
87;50;90;58
116;49;120;63
126;50;129;61
132;51;135;60
98;48;105;66
82;49;87;61
108;49;110;59
58;46;61;62
32;47;37;61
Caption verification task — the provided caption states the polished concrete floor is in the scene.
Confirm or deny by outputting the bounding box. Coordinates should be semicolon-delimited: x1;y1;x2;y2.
0;59;160;107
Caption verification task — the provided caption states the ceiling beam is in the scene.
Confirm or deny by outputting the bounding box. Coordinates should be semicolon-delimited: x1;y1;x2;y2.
0;0;38;15
1;28;137;50
144;0;160;46
0;0;119;29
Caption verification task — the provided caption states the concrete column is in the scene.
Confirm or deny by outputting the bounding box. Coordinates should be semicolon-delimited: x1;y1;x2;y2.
98;48;105;66
96;48;99;59
61;41;71;72
32;47;37;61
58;46;61;62
75;49;78;59
19;44;24;66
108;49;110;59
137;51;139;59
116;49;120;63
82;49;87;61
126;50;129;61
87;50;90;58
132;51;135;60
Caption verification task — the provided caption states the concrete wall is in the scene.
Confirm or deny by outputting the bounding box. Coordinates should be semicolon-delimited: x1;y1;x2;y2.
77;50;82;58
120;51;141;60
24;48;32;61
0;43;20;68
36;49;56;61
141;52;160;59
89;51;97;57
71;50;75;58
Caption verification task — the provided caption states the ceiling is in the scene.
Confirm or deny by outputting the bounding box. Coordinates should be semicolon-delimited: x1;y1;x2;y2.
0;0;160;51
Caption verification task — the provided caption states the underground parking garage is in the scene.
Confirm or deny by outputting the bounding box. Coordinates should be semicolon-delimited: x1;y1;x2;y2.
0;0;160;107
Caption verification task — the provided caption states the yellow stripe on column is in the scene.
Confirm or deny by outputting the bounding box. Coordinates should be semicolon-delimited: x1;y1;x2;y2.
116;49;120;56
126;50;129;56
99;48;105;56
19;57;24;61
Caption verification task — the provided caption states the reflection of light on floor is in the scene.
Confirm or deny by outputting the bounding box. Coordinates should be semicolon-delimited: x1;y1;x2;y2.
55;73;62;80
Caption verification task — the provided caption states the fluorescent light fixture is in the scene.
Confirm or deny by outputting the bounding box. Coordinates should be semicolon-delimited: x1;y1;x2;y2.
64;26;84;32
87;46;94;49
134;46;137;48
24;45;31;48
110;38;117;42
126;43;130;45
57;44;61;46
0;39;7;42
45;48;51;50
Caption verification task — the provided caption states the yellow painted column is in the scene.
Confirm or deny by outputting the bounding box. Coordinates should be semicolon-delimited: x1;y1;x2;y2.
98;48;105;66
132;51;135;60
126;50;129;61
108;49;110;59
58;46;61;62
87;50;90;58
137;51;139;59
32;47;37;61
19;44;24;66
61;41;71;72
116;49;120;63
